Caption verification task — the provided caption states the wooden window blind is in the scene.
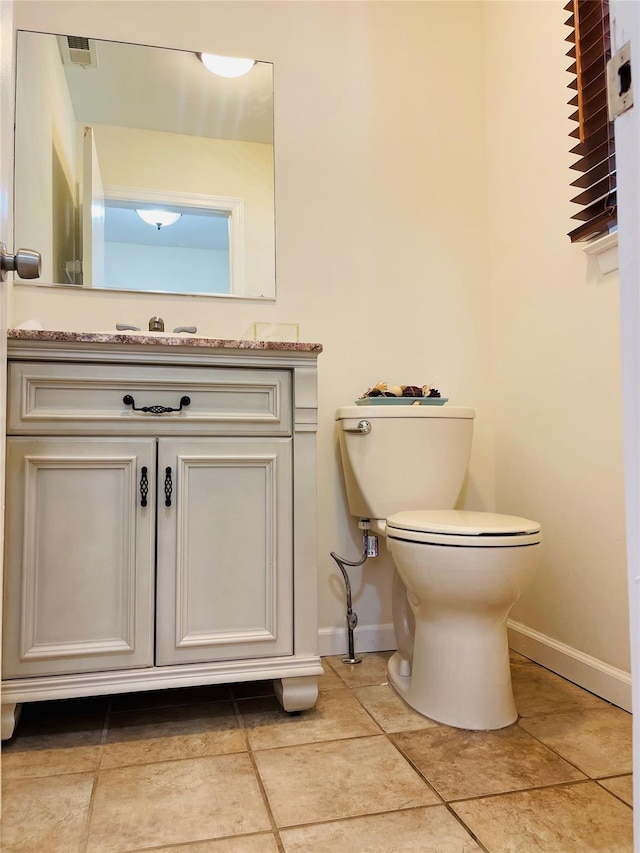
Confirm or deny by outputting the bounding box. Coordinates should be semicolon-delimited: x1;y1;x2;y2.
565;0;617;242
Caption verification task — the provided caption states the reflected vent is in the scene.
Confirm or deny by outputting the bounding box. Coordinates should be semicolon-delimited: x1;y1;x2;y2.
58;35;98;68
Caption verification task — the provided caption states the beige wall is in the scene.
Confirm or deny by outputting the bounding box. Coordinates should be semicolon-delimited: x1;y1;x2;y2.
484;1;629;674
11;1;629;680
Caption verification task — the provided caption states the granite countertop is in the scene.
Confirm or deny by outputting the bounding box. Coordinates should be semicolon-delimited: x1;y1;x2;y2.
7;328;322;353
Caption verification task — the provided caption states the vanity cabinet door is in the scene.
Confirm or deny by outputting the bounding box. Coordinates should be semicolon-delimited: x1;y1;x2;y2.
2;437;155;678
155;437;293;665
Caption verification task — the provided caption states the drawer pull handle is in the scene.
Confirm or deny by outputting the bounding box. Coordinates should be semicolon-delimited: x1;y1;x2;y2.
123;394;191;415
140;466;149;508
164;467;173;507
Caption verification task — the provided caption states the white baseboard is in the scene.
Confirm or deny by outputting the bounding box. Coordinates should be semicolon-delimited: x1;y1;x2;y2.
318;623;396;657
507;619;632;712
319;620;632;712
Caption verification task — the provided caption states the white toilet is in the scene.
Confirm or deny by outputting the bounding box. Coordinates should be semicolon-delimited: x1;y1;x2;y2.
335;404;541;730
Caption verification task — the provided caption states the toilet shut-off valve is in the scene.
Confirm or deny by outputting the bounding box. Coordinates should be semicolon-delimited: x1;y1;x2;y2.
361;517;379;558
331;519;377;665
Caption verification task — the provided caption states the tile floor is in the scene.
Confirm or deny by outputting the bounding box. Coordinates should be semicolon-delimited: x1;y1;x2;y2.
0;651;633;852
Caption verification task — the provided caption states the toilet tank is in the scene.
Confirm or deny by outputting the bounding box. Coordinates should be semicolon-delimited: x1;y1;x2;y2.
336;405;475;520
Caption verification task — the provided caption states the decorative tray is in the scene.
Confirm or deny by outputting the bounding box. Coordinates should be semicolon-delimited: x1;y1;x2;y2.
354;397;448;406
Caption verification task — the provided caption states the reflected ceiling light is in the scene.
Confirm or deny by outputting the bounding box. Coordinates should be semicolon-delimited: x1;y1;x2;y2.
136;209;181;230
198;52;255;78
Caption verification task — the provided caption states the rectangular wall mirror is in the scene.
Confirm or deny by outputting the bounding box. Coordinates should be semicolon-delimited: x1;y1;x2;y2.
14;31;276;299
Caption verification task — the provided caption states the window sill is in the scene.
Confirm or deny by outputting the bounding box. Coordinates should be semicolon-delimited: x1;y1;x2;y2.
583;231;619;274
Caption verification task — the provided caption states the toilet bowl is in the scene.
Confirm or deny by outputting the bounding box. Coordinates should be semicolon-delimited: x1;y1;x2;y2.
385;509;541;729
335;405;542;730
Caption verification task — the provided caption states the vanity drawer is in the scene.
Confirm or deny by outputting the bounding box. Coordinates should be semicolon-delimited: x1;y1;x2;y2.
7;362;292;436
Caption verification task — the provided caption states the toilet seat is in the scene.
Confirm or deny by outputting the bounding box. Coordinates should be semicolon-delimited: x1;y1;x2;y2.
386;509;541;548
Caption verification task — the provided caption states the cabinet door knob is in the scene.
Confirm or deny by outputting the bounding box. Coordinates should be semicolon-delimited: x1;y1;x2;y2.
140;466;149;508
164;467;173;507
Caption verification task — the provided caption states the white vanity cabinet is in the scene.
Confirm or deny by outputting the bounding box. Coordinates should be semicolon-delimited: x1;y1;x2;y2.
154;435;293;666
1;334;322;739
3;436;156;678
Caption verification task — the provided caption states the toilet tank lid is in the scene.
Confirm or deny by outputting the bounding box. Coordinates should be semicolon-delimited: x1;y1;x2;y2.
335;405;475;420
386;510;541;536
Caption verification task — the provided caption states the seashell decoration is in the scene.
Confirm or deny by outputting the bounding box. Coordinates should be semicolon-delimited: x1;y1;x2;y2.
359;381;442;400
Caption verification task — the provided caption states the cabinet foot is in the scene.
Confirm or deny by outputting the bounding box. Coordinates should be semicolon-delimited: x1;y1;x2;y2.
1;703;22;741
274;676;319;712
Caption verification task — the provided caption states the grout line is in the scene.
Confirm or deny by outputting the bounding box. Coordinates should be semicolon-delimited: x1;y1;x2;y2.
443;807;492;853
382;729;494;852
515;716;630;781
384;732;445;805
445;777;601;805
248;729;392;754
334;664;494;853
78;697;112;853
271;802;477;838
594;778;634;809
118;830;279;853
234;696;286;853
597;772;634;780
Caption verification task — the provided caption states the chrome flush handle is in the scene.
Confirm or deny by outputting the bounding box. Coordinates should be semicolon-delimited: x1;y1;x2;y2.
343;420;371;435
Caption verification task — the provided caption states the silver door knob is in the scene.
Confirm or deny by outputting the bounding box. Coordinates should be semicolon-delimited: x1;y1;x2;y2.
0;242;41;282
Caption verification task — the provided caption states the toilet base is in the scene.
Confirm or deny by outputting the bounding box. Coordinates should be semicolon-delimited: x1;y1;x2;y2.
386;535;540;730
387;639;518;731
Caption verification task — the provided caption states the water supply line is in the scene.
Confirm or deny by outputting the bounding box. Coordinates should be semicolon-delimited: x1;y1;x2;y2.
331;521;377;664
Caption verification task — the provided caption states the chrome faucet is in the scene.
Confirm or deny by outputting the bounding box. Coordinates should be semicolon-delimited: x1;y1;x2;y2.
148;316;164;332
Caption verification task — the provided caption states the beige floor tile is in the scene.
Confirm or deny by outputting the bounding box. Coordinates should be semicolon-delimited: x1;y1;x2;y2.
511;658;611;717
392;724;585;801
1;771;94;853
599;774;634;806
238;687;380;750
86;754;270;852
519;707;632;777
323;651;392;687
1;712;106;779
2;744;103;780
151;835;280;852
352;683;440;733
102;701;245;768
453;781;633;852
280;805;482;852
254;734;438;827
317;661;344;691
